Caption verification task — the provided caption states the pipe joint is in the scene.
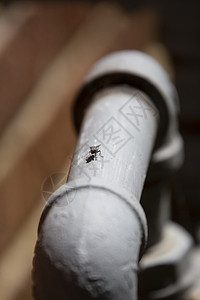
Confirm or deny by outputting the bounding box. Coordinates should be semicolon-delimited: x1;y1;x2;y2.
33;51;182;300
74;51;184;181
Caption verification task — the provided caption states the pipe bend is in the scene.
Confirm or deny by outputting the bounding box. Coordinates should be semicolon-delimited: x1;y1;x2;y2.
33;184;142;300
33;50;180;300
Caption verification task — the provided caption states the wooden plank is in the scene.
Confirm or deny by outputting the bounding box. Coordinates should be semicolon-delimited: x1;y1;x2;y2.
0;202;43;300
111;8;159;51
144;42;174;80
0;2;91;134
0;3;159;252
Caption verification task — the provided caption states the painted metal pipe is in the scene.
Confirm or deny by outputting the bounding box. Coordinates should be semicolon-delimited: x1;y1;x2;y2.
33;51;180;300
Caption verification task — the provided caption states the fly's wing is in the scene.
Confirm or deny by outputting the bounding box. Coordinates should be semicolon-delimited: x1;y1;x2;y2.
86;155;94;163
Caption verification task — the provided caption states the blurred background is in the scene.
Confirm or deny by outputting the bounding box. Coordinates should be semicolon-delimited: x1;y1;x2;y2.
0;1;199;299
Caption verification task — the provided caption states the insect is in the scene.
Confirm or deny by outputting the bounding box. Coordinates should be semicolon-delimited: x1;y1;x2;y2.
86;144;103;163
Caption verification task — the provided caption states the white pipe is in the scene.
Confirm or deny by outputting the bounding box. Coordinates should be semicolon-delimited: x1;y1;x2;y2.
33;51;180;300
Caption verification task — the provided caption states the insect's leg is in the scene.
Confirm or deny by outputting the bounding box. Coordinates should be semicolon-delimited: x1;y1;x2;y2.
99;150;103;157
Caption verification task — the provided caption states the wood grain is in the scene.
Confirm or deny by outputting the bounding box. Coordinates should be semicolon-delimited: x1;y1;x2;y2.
0;202;43;300
0;2;91;134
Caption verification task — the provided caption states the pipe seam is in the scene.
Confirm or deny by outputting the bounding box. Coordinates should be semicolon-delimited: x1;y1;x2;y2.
38;179;148;257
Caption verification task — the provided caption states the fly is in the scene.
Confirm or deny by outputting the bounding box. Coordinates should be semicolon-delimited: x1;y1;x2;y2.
86;144;103;163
